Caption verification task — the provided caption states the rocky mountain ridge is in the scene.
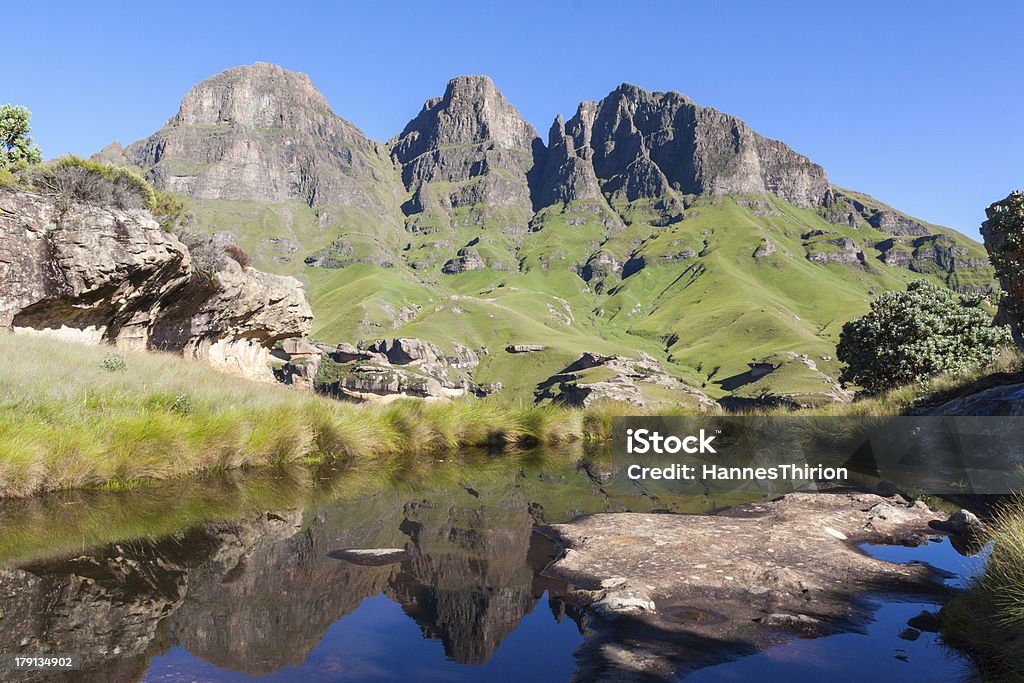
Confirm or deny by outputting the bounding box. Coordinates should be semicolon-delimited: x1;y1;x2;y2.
91;63;996;404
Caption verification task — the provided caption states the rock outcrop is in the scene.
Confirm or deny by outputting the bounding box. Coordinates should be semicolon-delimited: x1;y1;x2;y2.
541;492;949;680
276;336;497;401
928;382;1024;416
981;190;1024;340
719;352;854;411
96;62;402;217
388;75;542;268
536;352;716;411
538;83;831;210
0;188;312;380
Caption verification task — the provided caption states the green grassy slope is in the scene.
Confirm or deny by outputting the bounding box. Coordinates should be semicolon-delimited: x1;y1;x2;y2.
180;189;994;401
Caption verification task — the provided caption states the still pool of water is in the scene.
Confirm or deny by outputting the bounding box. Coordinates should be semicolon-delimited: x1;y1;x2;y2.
0;457;989;682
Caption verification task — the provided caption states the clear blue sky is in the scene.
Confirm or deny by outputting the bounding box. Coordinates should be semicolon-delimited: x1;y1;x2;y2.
7;1;1022;239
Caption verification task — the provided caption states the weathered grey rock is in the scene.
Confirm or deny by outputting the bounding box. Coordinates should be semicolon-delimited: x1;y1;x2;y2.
536;352;717;411
928;383;1024;416
542;492;949;680
981;191;1024;340
506;344;546;353
390;75;541;238
97;62;403;219
867;210;932;236
538;83;830;210
805;236;865;267
0;188;312;380
929;509;984;536
312;337;492;402
752;238;776;259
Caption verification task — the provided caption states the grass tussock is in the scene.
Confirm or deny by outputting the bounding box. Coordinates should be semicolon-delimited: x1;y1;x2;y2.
0;333;629;498
2;331;1019;498
942;497;1024;680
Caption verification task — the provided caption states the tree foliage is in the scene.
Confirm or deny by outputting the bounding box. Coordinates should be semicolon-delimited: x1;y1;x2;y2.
151;189;192;232
837;280;1012;393
0;105;42;170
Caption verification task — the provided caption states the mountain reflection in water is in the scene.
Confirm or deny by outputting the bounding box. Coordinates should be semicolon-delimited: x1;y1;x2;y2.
0;452;978;682
0;451;748;682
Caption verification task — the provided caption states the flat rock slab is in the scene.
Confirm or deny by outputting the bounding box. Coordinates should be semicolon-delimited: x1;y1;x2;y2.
540;492;951;681
327;548;409;566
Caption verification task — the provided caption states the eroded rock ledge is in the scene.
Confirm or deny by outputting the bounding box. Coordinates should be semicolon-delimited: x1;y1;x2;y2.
0;188;312;380
539;492;950;681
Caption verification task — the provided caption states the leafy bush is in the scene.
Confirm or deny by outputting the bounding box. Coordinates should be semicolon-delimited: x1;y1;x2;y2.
837;280;1012;394
31;156;155;211
0;105;42;170
169;393;193;415
151;190;192;232
100;353;128;373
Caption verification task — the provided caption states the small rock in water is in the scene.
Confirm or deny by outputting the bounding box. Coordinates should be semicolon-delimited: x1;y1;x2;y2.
929;509;983;537
898;628;921;641
906;610;940;633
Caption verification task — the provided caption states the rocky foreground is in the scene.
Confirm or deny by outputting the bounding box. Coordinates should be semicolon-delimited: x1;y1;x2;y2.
540;492;961;681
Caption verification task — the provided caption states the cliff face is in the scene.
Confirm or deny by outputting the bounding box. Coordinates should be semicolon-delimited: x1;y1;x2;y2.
539;83;830;209
0;188;312;380
98;63;401;212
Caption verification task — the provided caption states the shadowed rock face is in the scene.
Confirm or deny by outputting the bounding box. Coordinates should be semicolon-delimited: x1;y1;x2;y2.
0;188;312;380
981;190;1024;340
390;75;543;241
539;84;831;209
97;62;403;217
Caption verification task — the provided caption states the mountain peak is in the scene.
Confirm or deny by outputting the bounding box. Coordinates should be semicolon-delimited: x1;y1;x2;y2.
391;75;538;163
173;62;331;129
103;63;400;213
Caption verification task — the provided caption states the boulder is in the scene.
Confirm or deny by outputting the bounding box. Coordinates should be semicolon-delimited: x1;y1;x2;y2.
0;188;312;381
505;344;546;354
536;352;717;411
928;383;1024;416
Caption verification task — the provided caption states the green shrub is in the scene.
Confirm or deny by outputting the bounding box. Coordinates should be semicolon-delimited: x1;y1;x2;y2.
31;156;155;211
151;189;192;232
169;393;193;415
837;280;1013;394
100;353;127;373
0;105;42;170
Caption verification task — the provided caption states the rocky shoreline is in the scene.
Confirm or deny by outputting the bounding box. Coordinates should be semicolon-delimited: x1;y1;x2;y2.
538;491;967;680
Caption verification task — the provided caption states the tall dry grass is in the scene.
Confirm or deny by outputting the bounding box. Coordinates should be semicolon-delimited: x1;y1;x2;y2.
0;333;611;497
